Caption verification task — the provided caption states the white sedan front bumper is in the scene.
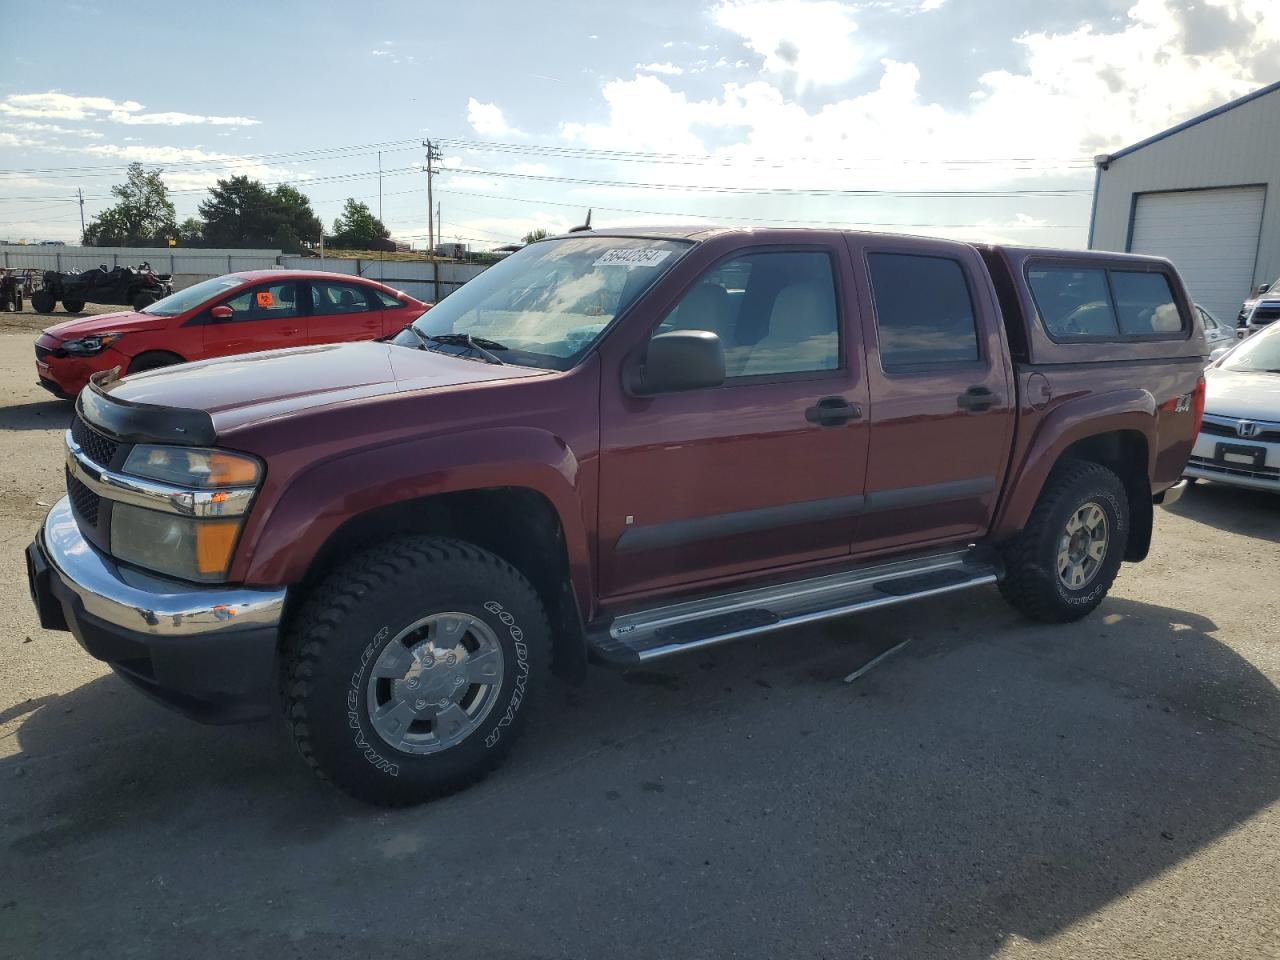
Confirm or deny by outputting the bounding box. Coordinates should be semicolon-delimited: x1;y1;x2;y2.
1184;414;1280;494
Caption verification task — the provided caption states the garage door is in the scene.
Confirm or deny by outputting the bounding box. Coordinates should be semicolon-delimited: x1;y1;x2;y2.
1129;186;1265;322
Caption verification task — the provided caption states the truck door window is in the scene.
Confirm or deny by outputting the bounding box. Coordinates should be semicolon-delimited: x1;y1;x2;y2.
1110;271;1182;335
867;253;979;370
1027;267;1119;339
660;251;839;377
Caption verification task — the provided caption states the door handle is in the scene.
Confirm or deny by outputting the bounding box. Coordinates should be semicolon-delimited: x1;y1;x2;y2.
281;326;301;336
957;385;999;412
805;396;863;426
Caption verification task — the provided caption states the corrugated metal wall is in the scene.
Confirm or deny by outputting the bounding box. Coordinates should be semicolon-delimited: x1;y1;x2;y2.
1090;86;1280;314
0;244;282;276
1;246;490;300
277;256;489;302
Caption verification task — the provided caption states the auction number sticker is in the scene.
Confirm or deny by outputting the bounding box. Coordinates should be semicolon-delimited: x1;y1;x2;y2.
594;248;673;268
256;291;275;307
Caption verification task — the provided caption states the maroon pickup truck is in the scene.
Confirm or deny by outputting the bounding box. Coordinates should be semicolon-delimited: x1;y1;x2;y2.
26;227;1207;805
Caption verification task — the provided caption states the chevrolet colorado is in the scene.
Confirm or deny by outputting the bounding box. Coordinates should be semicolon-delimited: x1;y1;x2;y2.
27;227;1206;805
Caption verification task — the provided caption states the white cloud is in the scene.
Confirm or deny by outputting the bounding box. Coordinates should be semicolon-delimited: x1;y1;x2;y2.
0;93;142;120
637;61;685;76
564;0;1279;188
919;0;947;10
76;144;300;190
0;92;257;126
109;110;259;126
713;0;862;88
7;121;103;138
467;98;521;137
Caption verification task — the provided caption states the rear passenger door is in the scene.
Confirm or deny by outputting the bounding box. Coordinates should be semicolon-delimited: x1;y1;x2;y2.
306;279;382;344
846;237;1015;555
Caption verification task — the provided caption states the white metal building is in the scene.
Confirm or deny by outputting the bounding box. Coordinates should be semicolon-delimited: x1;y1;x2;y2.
1089;80;1280;323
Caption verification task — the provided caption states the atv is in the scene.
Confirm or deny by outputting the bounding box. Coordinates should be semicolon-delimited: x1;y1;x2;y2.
31;262;173;314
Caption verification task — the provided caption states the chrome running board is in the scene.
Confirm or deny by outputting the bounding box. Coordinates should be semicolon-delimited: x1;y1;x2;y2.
590;548;999;665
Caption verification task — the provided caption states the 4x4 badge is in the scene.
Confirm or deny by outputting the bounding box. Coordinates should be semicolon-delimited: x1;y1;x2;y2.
1237;420;1260;439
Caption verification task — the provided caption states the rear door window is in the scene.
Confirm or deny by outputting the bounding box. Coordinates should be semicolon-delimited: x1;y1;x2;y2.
1027;267;1118;339
310;280;375;315
1111;271;1182;334
866;253;980;370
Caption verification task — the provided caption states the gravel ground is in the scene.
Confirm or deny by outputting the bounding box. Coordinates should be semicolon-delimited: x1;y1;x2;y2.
0;326;1277;959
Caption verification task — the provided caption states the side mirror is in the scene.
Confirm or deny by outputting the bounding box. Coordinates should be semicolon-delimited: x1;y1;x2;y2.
1258;283;1271;294
1208;346;1231;364
626;330;726;395
210;305;234;321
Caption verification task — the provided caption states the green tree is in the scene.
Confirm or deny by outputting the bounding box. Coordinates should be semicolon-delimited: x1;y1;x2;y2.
82;163;177;246
329;198;392;250
197;176;322;253
522;228;550;244
175;217;204;247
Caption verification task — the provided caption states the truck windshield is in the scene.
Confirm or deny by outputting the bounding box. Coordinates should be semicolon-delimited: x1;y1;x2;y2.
403;236;690;369
142;275;247;316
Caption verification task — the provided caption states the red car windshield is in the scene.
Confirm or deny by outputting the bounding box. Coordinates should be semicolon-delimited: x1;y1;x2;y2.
142;275;247;317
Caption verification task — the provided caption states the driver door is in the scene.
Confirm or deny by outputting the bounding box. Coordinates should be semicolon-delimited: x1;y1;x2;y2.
200;278;307;359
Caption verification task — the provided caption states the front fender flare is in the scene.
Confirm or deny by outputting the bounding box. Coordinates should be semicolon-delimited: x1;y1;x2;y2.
233;426;593;608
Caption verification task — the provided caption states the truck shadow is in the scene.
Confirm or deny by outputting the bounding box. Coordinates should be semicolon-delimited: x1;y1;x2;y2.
0;399;73;431
1165;480;1280;543
3;591;1277;959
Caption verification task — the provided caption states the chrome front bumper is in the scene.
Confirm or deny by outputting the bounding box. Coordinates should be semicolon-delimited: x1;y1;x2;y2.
40;496;285;637
29;498;287;723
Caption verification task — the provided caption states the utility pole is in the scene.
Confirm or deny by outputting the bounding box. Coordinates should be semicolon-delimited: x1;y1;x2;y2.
77;188;85;245
436;200;441;250
377;150;383;224
423;139;441;254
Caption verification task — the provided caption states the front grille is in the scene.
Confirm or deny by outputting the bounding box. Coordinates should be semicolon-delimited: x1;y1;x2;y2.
1252;305;1280;325
71;416;119;467
1199;420;1238;438
1200;415;1280;441
67;472;101;526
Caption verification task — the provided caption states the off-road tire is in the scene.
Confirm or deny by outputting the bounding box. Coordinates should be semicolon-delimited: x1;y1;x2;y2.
131;292;158;311
61;299;85;313
128;351;184;375
282;536;550;806
998;461;1129;623
31;290;55;313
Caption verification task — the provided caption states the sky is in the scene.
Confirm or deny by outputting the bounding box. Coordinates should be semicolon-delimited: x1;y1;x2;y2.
1;0;1276;251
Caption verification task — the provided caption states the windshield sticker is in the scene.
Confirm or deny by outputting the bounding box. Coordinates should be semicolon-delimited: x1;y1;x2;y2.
593;248;673;268
256;291;275;307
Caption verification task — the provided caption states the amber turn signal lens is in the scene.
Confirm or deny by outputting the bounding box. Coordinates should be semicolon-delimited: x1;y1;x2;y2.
206;452;261;487
196;519;242;576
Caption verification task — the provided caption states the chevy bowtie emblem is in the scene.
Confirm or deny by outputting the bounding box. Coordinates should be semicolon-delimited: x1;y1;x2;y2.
1237;420;1260;439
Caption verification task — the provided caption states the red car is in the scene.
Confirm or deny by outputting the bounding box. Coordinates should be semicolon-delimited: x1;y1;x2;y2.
34;270;429;398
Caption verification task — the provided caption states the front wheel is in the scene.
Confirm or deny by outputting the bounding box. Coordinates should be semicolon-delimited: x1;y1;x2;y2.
31;290;56;313
61;299;85;313
999;461;1129;623
282;537;549;806
131;292;158;311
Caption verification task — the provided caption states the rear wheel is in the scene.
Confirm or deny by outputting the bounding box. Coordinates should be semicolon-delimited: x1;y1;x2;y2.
61;299;85;313
999;461;1129;623
128;351;184;375
131;291;158;311
31;290;55;313
282;536;549;806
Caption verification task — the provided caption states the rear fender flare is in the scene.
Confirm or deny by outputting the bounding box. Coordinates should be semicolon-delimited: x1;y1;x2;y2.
992;389;1156;540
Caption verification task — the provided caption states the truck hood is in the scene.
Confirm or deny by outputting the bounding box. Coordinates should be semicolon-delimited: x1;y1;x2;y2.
1204;368;1280;421
42;309;167;340
97;340;550;432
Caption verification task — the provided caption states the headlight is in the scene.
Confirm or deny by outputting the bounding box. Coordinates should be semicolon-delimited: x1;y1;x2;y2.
111;504;243;582
61;333;124;357
111;445;263;581
123;445;261;488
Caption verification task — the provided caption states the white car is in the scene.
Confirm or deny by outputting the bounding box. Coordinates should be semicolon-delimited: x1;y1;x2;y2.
1185;321;1280;493
1196;304;1235;352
